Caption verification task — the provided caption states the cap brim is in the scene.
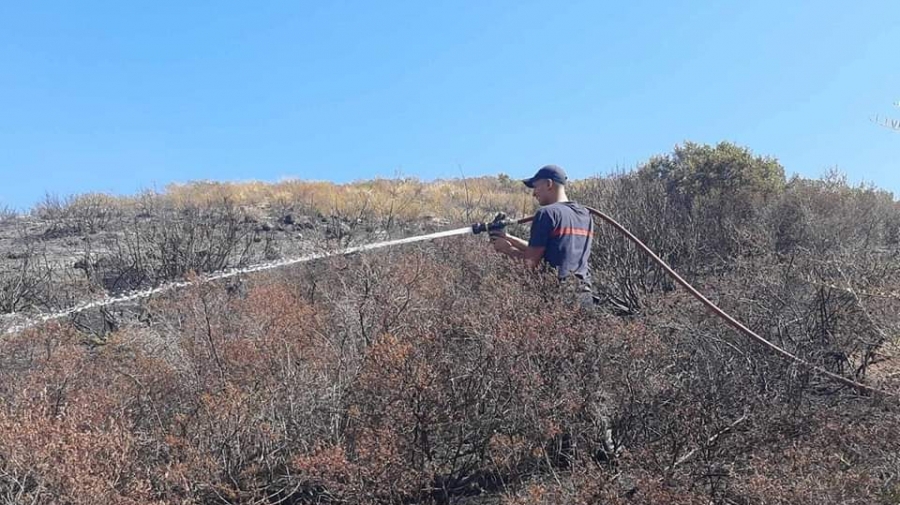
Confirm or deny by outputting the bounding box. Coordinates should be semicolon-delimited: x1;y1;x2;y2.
522;178;537;188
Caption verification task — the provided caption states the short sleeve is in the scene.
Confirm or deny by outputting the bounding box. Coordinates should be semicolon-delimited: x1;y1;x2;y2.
528;208;556;248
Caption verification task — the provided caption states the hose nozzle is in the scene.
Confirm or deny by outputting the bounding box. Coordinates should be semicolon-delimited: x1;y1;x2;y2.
472;213;511;235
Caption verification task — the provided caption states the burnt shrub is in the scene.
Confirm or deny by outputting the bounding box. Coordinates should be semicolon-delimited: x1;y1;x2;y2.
1;194;898;504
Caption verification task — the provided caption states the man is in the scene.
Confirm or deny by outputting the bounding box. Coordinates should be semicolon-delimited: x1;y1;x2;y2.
490;165;624;463
490;164;596;307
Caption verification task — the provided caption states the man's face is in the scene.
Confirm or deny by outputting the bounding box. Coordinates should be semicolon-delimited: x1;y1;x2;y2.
531;179;554;205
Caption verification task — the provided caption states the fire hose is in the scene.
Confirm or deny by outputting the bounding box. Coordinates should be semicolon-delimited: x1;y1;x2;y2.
473;207;895;398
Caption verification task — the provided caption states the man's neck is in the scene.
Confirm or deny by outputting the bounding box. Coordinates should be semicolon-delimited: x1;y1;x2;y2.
546;191;569;205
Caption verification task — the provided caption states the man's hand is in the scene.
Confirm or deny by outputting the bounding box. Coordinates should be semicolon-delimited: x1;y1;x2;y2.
491;236;515;254
488;225;511;254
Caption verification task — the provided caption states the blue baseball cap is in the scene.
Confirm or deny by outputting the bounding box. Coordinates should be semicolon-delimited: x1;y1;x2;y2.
522;164;567;188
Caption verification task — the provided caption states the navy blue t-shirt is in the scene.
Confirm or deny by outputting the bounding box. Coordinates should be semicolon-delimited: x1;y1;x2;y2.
528;201;593;282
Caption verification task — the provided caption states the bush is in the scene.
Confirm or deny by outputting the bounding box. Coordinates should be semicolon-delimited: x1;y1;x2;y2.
93;194;266;292
768;171;899;254
636;141;786;259
0;243;55;315
4;147;899;504
0;204;15;224
638;141;786;213
2;236;897;504
31;192;122;237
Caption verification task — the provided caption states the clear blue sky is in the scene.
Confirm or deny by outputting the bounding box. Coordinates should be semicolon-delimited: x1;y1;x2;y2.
1;1;898;210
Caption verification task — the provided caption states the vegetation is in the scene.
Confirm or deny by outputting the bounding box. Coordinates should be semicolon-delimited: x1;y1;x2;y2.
0;205;14;224
1;141;899;504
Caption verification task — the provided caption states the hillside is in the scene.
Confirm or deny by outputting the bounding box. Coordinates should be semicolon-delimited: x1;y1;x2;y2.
2;142;900;504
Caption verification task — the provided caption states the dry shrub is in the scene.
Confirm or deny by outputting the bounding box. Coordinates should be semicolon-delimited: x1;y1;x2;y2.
0;326;161;504
3;154;899;504
0;205;15;225
3;234;899;504
96;194;266;292
0;244;55;314
1;241;646;503
31;192;123;237
0;238;896;503
277;245;643;502
727;400;900;505
769;171;899;254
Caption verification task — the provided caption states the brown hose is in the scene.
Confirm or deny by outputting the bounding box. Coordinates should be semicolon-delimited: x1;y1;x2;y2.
516;207;894;398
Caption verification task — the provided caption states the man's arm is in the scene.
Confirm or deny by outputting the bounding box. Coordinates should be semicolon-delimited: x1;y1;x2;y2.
502;233;528;251
491;233;545;268
490;207;553;269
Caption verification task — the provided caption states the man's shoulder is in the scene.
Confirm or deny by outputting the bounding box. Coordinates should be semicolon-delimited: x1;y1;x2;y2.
540;201;588;216
533;203;566;221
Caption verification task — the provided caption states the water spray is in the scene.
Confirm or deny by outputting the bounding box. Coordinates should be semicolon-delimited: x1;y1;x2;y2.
3;214;532;337
1;226;476;336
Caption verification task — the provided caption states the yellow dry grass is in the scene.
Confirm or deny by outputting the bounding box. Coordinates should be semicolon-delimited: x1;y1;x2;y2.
160;176;537;223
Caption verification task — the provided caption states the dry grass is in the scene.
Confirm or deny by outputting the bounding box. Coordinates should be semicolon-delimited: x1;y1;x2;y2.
161;176;534;225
